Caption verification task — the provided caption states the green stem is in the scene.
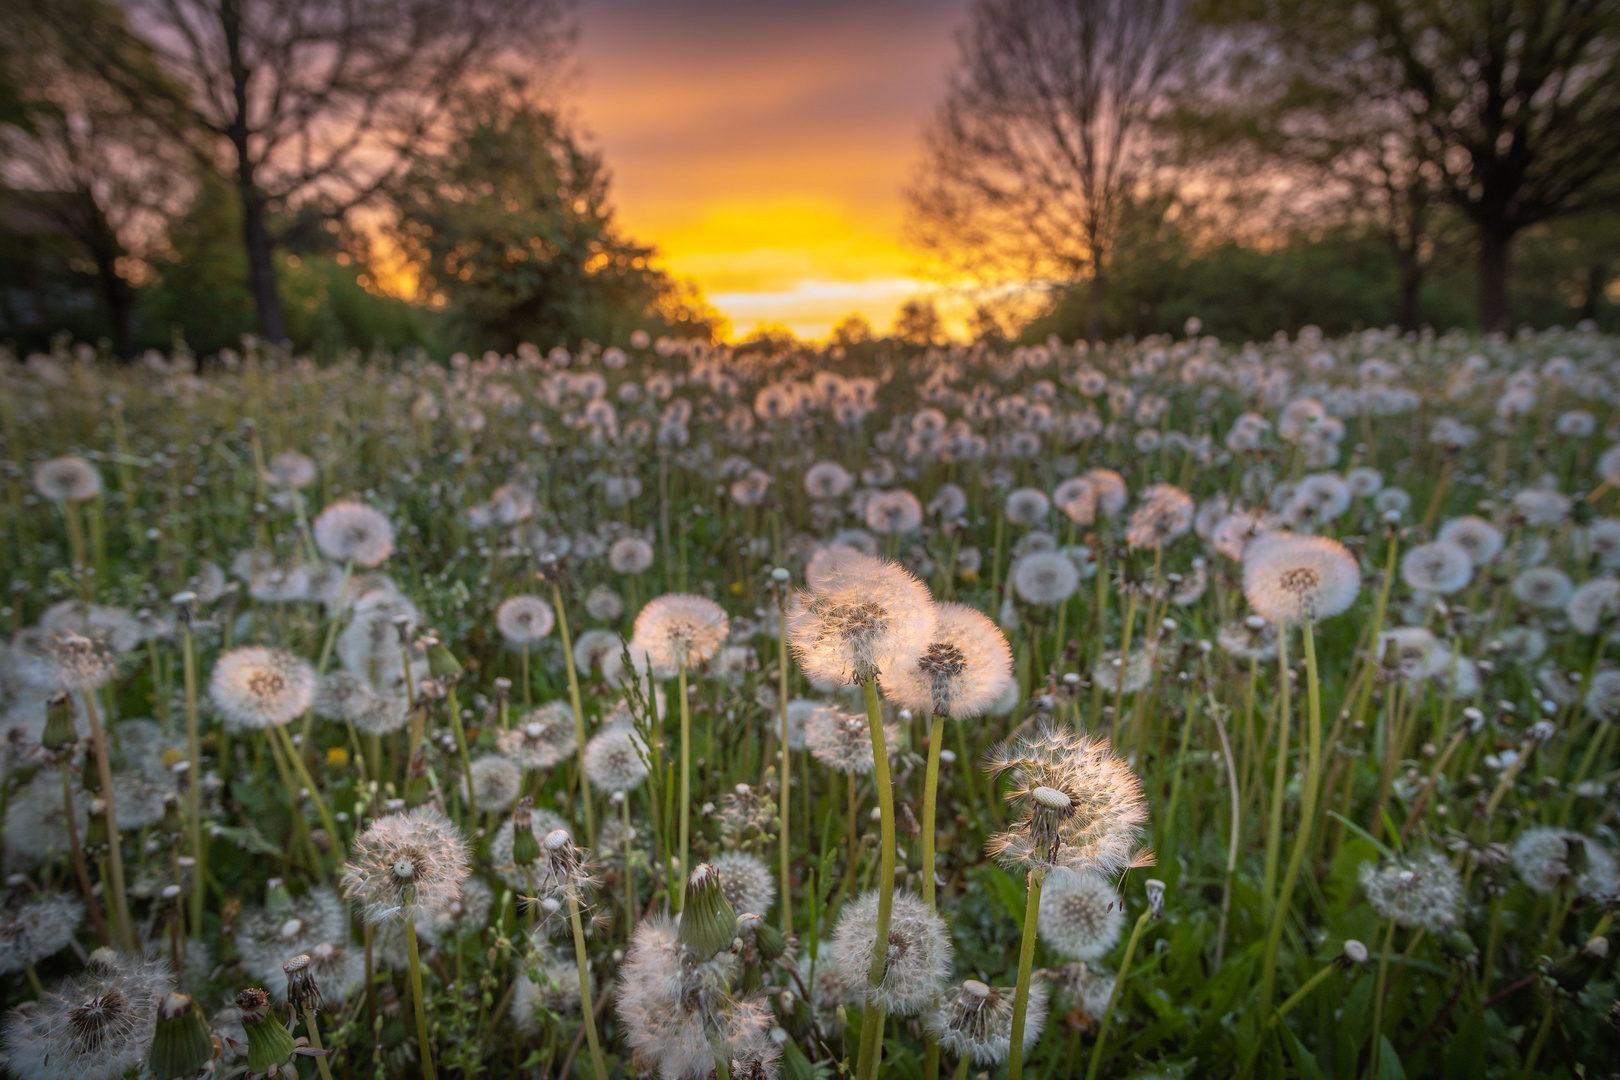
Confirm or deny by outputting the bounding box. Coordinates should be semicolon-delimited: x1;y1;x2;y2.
274;724;341;870
181;623;205;937
301;1004;337;1080
676;663;690;913
1007;868;1044;1080
406;915;438;1080
81;689;134;948
921;713;944;910
553;582;595;846
854;677;897;1080
1261;622;1322;1015
1085;909;1153;1080
569;890;610;1080
1366;917;1398;1080
780;601;794;935
1261;627;1292;921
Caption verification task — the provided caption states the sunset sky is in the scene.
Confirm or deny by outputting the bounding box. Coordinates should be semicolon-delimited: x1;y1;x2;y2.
572;0;970;340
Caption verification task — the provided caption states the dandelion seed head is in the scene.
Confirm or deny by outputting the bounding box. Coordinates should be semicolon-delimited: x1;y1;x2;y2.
312;501;394;567
1125;484;1195;550
0;893;84;975
926;978;1048;1065
882;603;1013;719
1512;567;1573;609
584;725;650;793
1567;578;1620;634
1359;851;1462;932
0;951;169;1080
632;594;730;676
496;595;555;646
1011;552;1080;607
32;457;102;503
1510;828;1620;900
826;891;952;1016
804;707;896;775
713;851;776;916
341;806;469;925
499;701;578;770
46;633;117;692
609;537;656;574
208;646;315;731
1037;869;1125;960
1438;516;1504;566
463;755;524;810
787;549;935;685
1242;532;1360;625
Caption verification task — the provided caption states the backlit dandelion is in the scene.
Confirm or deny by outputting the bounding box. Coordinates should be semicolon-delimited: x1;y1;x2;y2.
1242;533;1360;625
787;548;935;685
882;602;1013;718
631;594;729;677
208;647;315;731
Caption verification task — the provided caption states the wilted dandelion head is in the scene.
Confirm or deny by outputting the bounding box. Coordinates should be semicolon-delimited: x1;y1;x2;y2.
312;501;395;567
584;725;650;793
1358;851;1462;932
1401;540;1474;595
787;548;935;685
1510;828;1620;900
712;851;776;917
1125;484;1195;550
46;632;118;692
986;725;1148;877
1438;516;1504;566
498;702;578;770
926;978;1048;1066
615;915;740;1080
804;707;896;775
1011;551;1080;607
208;646;315;731
632;594;729;676
238;890;348;999
827;891;952;1016
496;595;555;646
1037;869;1125;961
0;950;168;1080
341;805;469;925
265;450;316;491
882;602;1013;719
1242;532;1360;625
32;456;102;502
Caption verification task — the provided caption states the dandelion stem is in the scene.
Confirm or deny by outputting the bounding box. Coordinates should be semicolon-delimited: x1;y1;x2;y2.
1261;621;1323;1016
405;914;438;1080
1007;867;1044;1080
568;889;610;1080
676;662;690;913
921;712;944;910
81;689;134;948
1085;907;1153;1080
854;676;897;1080
780;597;794;935
59;760;110;945
181;619;206;937
1261;626;1291;922
1365;917;1398;1080
274;724;341;871
301;1004;337;1080
553;580;596;847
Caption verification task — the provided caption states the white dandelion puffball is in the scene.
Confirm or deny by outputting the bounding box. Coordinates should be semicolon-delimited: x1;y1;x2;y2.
32;456;103;502
1005;487;1051;527
712;851;776;916
341;805;470;925
1038;869;1125;960
1437;516;1504;566
1401;540;1474;595
265;450;317;490
826;891;952;1016
1012;551;1080;607
787;547;936;685
1567;578;1620;635
865;488;924;535
630;593;729;676
462;756;524;810
1510;828;1620;900
584;725;650;792
927;979;1049;1066
209;647;316;731
1241;533;1360;625
882;602;1014;719
609;536;655;574
1359;851;1462;933
1512;567;1572;609
497;595;556;646
312;501;395;567
805;460;853;500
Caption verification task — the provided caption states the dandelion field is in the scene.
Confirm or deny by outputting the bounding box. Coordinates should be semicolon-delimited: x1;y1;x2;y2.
2;326;1619;1080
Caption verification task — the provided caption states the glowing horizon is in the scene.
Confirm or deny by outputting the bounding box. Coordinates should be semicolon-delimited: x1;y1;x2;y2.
573;0;969;341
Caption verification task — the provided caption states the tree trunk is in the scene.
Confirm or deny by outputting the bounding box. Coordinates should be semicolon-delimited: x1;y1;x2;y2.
1583;262;1607;323
238;182;287;345
1476;224;1514;332
1086;268;1107;345
1396;243;1423;333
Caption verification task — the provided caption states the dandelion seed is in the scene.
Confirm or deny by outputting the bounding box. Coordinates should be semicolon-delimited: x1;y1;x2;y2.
1037;869;1124;960
1359;851;1462;932
631;594;729;677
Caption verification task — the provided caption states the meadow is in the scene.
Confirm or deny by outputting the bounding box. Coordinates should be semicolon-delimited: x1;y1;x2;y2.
1;323;1617;1080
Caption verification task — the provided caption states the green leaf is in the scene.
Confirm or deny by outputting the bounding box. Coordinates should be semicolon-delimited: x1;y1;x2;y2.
1277;1022;1327;1080
1328;811;1397;861
1374;1035;1406;1080
211;824;282;857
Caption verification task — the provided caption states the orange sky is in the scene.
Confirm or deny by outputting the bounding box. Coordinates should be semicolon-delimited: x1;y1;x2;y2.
572;0;969;340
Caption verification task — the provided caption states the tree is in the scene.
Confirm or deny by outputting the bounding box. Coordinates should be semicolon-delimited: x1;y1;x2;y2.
0;2;185;356
907;0;1195;342
1216;0;1620;330
383;91;719;351
44;0;568;345
892;298;944;345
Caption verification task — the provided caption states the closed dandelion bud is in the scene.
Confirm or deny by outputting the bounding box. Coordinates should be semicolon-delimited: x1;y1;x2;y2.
1341;939;1369;965
236;987;295;1075
85;798;109;855
511;800;541;867
426;638;462;682
42;693;77;751
679;863;737;960
82;743;104;794
149;991;214;1080
1549;935;1609;993
1145;878;1166;919
283;953;323;1013
160;792;185;839
753;918;787;962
